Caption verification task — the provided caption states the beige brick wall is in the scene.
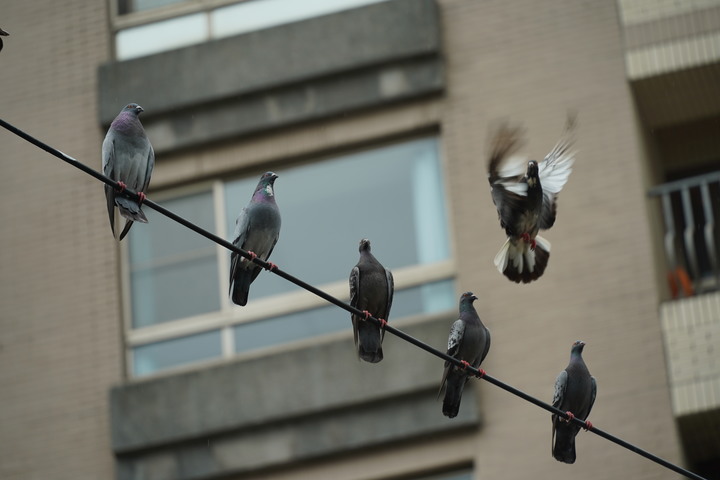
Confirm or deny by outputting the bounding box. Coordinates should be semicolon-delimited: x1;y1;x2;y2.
0;0;685;479
0;1;119;479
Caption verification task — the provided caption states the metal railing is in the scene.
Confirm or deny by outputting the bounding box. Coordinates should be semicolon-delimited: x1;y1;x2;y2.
649;171;720;297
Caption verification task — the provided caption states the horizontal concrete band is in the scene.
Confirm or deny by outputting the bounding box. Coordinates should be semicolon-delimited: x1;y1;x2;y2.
111;317;479;453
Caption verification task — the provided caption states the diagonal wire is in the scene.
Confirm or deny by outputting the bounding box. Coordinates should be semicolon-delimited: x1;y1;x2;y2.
0;118;708;480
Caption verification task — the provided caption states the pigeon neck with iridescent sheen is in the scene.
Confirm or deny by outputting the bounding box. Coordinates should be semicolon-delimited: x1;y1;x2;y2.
252;177;276;203
111;111;145;137
459;296;477;314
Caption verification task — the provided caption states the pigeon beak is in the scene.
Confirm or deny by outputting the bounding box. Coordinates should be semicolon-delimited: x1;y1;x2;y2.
136;106;144;114
0;28;8;36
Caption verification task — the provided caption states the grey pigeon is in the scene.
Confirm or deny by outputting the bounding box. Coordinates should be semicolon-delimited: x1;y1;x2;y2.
349;238;394;363
552;340;597;464
487;116;576;283
0;28;8;52
229;172;281;306
439;292;491;418
102;103;155;241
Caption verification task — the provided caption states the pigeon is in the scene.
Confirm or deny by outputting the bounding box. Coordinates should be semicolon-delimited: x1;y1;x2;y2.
349;238;394;363
487;116;576;283
102;103;155;241
551;340;597;464
0;28;8;52
229;172;281;306
438;292;491;418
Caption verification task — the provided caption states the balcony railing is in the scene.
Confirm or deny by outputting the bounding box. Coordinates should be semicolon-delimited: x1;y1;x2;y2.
649;171;720;297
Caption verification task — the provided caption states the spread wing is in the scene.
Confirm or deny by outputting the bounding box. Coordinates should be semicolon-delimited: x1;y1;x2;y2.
538;116;576;229
488;124;529;230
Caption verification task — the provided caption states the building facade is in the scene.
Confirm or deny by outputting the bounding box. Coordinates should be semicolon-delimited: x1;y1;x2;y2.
1;0;718;479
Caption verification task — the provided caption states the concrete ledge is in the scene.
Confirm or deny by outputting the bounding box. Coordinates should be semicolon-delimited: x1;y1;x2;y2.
144;56;443;152
111;316;479;452
116;388;478;480
98;0;443;152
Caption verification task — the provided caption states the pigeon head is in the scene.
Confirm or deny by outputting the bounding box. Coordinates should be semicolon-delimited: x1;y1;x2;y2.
570;340;586;355
459;291;478;305
253;172;279;200
358;238;372;253
122;103;144;116
526;160;539;186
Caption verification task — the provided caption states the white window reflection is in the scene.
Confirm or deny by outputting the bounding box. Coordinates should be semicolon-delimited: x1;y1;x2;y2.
116;0;390;60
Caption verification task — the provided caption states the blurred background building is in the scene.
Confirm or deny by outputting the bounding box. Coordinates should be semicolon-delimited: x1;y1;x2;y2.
1;0;718;479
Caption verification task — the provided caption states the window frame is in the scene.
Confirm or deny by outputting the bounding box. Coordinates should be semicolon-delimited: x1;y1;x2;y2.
120;135;457;378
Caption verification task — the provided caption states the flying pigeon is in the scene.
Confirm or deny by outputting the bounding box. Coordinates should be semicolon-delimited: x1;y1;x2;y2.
349;238;394;363
229;172;281;306
551;340;597;464
438;292;491;418
102;103;155;241
0;28;9;52
487;116;576;283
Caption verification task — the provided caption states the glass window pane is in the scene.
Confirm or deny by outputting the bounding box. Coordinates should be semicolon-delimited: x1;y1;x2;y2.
132;329;222;376
129;190;220;328
224;137;450;300
212;0;389;39
234;279;455;354
116;13;209;60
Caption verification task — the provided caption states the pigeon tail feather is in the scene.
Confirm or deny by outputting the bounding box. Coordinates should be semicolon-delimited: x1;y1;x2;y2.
494;235;551;283
552;426;577;464
231;271;254;306
442;370;466;418
355;318;383;363
115;197;148;223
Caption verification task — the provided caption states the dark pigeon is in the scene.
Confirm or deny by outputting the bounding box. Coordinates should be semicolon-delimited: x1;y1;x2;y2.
487;116;575;283
439;292;491;418
102;103;155;241
349;238;394;363
0;28;8;52
229;172;281;306
552;340;597;464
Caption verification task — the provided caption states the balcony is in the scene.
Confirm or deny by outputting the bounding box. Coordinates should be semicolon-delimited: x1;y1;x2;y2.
649;171;720;298
651;171;720;473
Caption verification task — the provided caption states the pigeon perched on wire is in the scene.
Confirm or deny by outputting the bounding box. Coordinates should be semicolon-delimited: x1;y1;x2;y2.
229;172;281;306
349;238;394;363
438;292;491;418
552;340;597;464
0;28;9;52
487;116;576;283
102;103;155;241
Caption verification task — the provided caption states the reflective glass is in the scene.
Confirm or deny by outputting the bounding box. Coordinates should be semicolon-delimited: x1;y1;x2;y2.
224;137;450;300
116;13;209;60
132;329;222;376
212;0;388;39
129;190;220;328
234;279;455;354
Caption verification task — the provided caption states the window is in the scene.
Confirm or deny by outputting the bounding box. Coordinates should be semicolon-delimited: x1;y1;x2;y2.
115;0;389;60
126;137;455;377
